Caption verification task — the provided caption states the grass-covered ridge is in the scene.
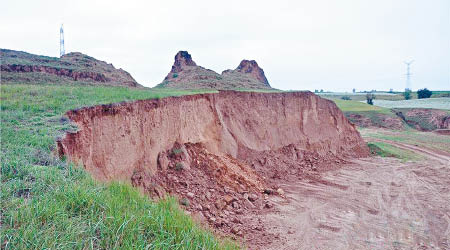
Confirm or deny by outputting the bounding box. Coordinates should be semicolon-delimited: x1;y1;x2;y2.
328;99;404;129
0;84;236;249
360;128;450;154
372;98;450;110
330;99;392;113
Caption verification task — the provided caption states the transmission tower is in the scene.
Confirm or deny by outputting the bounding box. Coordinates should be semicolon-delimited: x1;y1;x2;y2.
404;60;413;91
60;24;65;57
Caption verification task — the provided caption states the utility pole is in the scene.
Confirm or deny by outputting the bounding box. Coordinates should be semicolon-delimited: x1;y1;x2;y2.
404;60;413;91
60;24;65;57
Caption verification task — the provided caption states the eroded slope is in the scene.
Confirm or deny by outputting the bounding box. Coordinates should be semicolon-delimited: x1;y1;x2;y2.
1;49;141;87
157;51;273;89
57;90;369;238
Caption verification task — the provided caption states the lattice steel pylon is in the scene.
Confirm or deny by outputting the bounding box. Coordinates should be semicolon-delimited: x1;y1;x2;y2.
404;60;414;91
60;24;65;57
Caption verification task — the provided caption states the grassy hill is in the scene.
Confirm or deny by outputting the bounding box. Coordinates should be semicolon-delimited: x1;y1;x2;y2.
1;49;141;87
0;84;236;249
156;51;273;90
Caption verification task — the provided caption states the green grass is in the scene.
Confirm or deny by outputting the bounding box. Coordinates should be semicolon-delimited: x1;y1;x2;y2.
1;49;66;69
319;91;450;101
431;91;450;98
1;84;237;249
360;128;450;154
328;99;405;129
372;98;450;110
330;99;391;113
319;93;404;101
367;142;423;162
367;142;395;157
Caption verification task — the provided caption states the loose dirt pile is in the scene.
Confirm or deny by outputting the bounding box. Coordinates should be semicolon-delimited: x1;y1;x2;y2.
57;91;369;241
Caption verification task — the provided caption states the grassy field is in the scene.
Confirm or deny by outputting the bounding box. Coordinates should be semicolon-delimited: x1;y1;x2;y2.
331;99;391;113
431;91;450;98
319;92;404;101
319;90;450;101
0;84;237;249
330;98;450;160
372;98;450;110
360;128;450;154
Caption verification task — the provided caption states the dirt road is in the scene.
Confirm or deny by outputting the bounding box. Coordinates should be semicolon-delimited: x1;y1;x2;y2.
248;142;450;249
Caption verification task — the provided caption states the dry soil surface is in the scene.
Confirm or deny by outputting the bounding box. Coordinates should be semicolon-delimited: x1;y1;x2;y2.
246;141;450;249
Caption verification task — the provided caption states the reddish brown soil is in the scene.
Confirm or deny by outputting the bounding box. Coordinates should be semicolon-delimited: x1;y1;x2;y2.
395;108;450;131
252;140;450;249
346;112;404;130
57;90;369;245
434;129;450;135
346;108;450;132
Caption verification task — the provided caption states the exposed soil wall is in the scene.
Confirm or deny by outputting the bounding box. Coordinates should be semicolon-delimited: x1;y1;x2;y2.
58;91;368;182
394;108;450;131
57;90;369;238
345;112;405;130
344;108;450;132
1;64;107;82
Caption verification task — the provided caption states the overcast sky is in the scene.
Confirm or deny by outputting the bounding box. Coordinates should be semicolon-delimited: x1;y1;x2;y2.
1;0;449;91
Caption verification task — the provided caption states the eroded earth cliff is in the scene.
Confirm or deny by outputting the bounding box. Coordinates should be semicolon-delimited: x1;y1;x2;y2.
57;90;369;239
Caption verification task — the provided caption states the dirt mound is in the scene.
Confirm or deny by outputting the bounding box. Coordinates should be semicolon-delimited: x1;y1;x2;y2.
57;90;369;238
1;49;141;87
157;51;273;89
394;108;450;131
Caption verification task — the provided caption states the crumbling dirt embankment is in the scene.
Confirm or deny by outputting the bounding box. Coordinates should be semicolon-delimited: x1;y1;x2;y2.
57;90;369;240
394;108;450;131
1;64;108;82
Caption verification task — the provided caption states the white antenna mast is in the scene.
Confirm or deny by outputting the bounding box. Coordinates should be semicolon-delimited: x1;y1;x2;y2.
404;60;414;91
60;24;65;57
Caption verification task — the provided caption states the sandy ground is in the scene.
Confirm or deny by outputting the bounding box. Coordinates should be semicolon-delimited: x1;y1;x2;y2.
246;141;450;249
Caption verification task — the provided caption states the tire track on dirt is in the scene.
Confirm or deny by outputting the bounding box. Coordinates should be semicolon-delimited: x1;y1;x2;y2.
246;150;450;249
368;138;450;164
